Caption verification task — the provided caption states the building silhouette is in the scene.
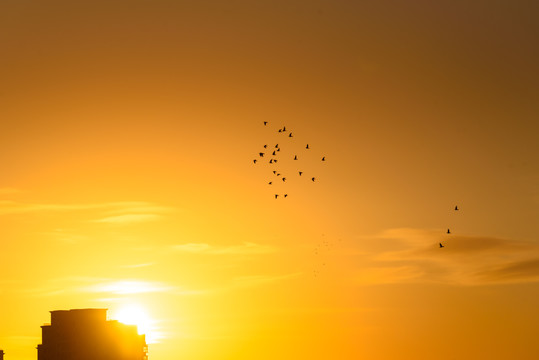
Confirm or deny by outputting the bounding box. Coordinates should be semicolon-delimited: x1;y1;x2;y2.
37;308;147;360
0;349;4;360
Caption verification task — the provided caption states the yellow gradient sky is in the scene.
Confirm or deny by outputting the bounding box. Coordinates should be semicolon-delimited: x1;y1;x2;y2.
1;1;539;359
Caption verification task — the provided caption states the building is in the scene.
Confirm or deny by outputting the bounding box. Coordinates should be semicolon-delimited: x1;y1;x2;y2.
37;309;147;360
0;349;4;360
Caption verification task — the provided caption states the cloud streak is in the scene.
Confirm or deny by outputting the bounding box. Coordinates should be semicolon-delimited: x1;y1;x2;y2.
354;228;539;286
172;242;276;255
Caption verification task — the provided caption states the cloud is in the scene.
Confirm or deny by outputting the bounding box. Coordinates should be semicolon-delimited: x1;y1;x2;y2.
0;200;172;216
232;272;301;287
0;187;21;195
172;242;276;255
354;228;539;286
93;214;162;224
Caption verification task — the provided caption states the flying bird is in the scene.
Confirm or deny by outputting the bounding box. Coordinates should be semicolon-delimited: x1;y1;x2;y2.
272;151;276;155
282;177;286;182
447;229;451;234
322;156;325;161
312;177;316;182
253;159;257;164
294;155;297;160
455;206;459;211
289;133;293;137
283;126;286;131
439;243;444;248
275;194;279;199
259;152;264;157
269;159;273;164
274;159;278;163
306;144;309;149
263;121;268;125
273;170;276;174
299;171;303;176
268;181;272;185
263;145;267;148
284;194;288;198
277;173;281;176
278;129;282;132
275;144;279;148
277;148;280;152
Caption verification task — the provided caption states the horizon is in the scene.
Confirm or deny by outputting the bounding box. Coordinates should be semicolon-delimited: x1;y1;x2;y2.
1;1;539;359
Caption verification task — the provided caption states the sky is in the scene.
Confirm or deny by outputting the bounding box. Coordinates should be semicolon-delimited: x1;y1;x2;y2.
1;0;539;359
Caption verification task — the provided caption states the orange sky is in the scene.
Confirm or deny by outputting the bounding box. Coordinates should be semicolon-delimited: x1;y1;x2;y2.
1;1;539;359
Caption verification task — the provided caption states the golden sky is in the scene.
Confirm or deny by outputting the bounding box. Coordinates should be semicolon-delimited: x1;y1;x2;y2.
1;1;539;359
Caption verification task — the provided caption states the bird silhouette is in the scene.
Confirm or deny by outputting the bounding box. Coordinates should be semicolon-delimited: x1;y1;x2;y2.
277;173;281;176
264;121;268;125
439;243;444;248
269;159;273;164
455;206;459;211
273;170;276;174
289;133;293;137
282;177;286;182
253;159;257;164
284;194;288;198
322;156;325;161
312;177;316;182
269;181;272;185
294;155;297;160
299;171;303;176
447;229;451;234
283;126;286;131
272;151;276;155
275;194;279;199
274;159;278;163
306;144;309;149
278;129;282;132
263;145;267;148
259;152;264;157
275;144;279;148
277;148;280;152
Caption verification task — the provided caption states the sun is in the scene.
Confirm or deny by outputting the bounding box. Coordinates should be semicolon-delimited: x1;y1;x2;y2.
112;304;153;339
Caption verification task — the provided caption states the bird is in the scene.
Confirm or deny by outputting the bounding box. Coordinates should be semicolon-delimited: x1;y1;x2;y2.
447;229;451;234
259;152;264;157
282;177;286;182
275;144;279;148
274;159;278;163
455;206;459;211
284;194;288;198
272;151;276;155
299;171;303;176
277;173;281;176
322;156;325;161
439;243;444;248
283;126;286;131
278;129;282;132
294;155;297;160
263;145;267;148
264;121;268;125
277;148;280;152
268;181;272;185
253;159;257;164
289;133;293;137
275;194;279;199
273;170;276;174
306;144;309;149
269;159;273;164
312;177;316;182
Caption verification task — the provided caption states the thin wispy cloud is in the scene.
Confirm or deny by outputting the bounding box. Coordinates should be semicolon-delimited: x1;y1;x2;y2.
0;200;173;216
172;242;276;255
93;214;162;224
0;187;21;195
354;228;539;286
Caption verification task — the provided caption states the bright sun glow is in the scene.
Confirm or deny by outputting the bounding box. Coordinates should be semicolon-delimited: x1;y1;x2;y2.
112;304;156;342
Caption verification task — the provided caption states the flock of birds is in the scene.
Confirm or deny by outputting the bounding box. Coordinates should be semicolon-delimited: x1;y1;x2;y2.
439;205;459;248
252;121;326;199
